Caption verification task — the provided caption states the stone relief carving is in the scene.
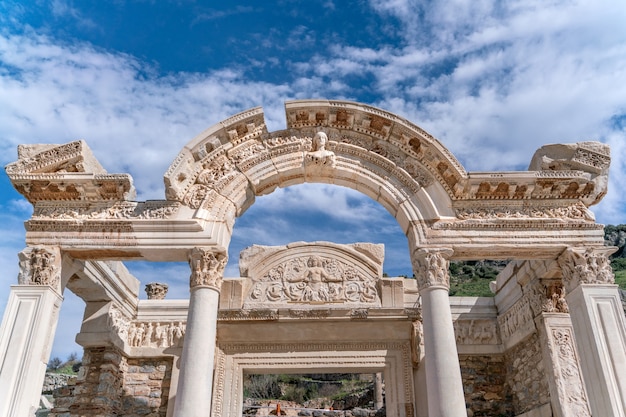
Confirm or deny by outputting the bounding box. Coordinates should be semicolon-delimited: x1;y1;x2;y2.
559;248;615;292
127;321;186;348
411;319;424;367
349;308;369;319
108;305;131;345
549;328;591;416
145;282;168;300
498;297;535;341
288;309;331;319
17;246;61;291
218;309;279;321
32;201;180;220
411;249;452;290
189;248;228;290
455;202;595;222
453;320;499;345
305;132;336;167
245;255;380;306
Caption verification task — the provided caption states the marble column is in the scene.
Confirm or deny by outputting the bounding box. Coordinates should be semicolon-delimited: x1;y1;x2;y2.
412;248;467;417
559;247;626;417
173;248;227;417
0;246;63;417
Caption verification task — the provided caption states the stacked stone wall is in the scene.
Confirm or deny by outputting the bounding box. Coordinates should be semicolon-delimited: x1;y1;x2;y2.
504;333;550;415
50;347;171;417
51;347;124;416
121;358;172;417
459;354;513;417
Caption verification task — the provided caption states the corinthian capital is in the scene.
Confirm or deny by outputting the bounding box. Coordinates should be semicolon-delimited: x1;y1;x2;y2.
558;247;615;293
411;248;453;291
17;246;62;292
188;248;228;291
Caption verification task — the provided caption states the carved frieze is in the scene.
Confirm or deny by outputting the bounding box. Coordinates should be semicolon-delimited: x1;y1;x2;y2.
498;296;535;341
127;321;186;348
245;254;380;307
559;248;615;292
108;305;131;345
411;248;453;291
455;201;595;222
32;201;180;220
17;246;62;292
288;309;331;319
453;319;499;345
189;248;228;290
218;309;279;321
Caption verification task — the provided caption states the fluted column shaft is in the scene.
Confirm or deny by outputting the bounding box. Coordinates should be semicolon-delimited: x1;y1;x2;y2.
173;248;227;417
412;248;466;417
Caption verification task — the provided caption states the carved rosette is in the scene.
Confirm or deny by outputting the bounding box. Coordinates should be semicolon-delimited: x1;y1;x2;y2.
188;248;228;291
411;248;453;291
558;248;615;293
17;246;62;292
145;282;169;300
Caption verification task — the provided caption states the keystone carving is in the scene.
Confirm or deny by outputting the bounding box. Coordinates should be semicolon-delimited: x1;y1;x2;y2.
189;248;228;291
17;246;62;292
411;248;453;291
305;131;336;167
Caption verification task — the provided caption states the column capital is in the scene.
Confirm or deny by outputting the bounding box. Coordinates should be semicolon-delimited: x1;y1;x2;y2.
524;279;569;318
188;248;228;291
17;246;62;293
411;247;453;291
558;247;615;293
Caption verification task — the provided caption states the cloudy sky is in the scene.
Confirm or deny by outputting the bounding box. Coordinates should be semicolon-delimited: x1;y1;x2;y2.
1;0;625;360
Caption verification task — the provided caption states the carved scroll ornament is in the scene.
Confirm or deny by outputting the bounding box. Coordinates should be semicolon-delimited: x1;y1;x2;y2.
17;246;62;292
411;248;453;291
189;248;228;291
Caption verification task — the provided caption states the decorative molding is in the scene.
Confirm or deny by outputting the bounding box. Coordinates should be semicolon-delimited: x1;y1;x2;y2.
411;248;453;291
455;202;595;222
288;309;331;319
217;309;279;321
189;248;227;290
498;296;535;342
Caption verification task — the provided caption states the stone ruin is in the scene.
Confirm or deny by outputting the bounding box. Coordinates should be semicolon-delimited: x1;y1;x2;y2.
1;100;625;417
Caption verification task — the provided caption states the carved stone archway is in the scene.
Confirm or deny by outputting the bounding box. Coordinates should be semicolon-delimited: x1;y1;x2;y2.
1;99;625;417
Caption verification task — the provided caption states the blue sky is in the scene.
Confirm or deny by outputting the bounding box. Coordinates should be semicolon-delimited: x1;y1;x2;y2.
1;0;625;360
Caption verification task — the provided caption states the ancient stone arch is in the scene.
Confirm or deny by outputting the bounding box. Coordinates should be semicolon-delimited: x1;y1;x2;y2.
1;100;625;417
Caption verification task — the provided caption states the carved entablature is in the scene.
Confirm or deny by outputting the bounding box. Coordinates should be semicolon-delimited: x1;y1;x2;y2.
6;140;135;204
17;246;62;292
558;247;616;293
239;242;384;308
453;201;595;222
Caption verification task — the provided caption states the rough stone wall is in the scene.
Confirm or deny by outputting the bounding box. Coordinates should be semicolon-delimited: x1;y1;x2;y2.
504;333;551;414
122;358;172;417
459;355;513;417
51;348;171;417
51;347;124;416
